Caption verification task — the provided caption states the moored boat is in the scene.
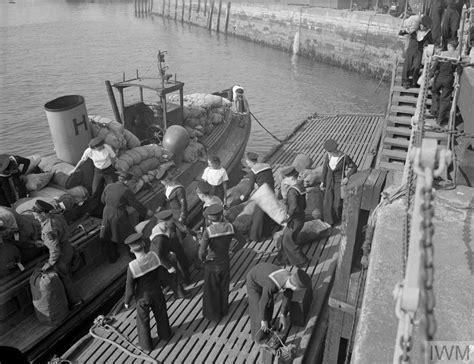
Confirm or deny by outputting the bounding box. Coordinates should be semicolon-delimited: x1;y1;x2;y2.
0;53;251;362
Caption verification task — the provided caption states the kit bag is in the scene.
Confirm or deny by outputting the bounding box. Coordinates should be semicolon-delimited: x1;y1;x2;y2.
30;268;69;324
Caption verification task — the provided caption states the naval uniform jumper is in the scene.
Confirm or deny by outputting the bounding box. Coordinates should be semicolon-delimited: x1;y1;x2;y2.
243;163;276;242
246;263;293;342
124;251;171;351
281;182;307;266
40;213;81;305
198;222;245;321
321;154;357;226
149;221;191;283
100;182;147;261
0;155;30;207
165;184;188;225
430;56;457;126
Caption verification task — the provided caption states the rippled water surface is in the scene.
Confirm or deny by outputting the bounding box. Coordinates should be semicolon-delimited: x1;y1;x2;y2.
1;0;389;157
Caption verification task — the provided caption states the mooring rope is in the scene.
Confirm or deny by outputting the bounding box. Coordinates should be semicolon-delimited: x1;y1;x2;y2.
249;110;285;143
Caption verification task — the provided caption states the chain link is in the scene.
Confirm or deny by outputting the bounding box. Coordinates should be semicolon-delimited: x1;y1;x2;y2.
420;182;437;363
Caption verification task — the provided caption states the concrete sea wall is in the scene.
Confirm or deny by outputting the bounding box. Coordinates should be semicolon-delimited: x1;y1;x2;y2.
150;0;406;79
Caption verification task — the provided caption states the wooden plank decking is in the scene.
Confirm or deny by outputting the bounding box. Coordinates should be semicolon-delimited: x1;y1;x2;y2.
63;114;384;364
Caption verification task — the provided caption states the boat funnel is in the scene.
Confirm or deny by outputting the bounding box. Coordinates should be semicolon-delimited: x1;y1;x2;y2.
44;95;91;165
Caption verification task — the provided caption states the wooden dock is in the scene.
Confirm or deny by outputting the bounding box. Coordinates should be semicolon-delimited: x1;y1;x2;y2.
62;113;384;364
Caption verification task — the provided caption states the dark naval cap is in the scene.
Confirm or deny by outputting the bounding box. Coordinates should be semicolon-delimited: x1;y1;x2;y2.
206;204;223;217
196;181;212;195
89;137;105;149
124;232;143;245
323;139;338;152
156;210;173;221
33;199;54;213
281;165;298;177
289;269;312;289
246;152;258;162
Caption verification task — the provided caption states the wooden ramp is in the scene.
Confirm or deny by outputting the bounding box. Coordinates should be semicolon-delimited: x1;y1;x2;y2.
377;59;446;172
62;114;384;364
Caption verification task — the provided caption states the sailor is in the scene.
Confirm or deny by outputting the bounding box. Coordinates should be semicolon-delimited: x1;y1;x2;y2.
241;152;277;243
0;154;30;207
232;85;249;113
160;167;188;226
277;166;308;267
32;199;82;308
429;38;459;127
72;137;117;206
149;210;191;291
100;172;152;263
246;262;311;343
124;232;172;352
320;139;357;226
198;204;245;321
196;180;223;227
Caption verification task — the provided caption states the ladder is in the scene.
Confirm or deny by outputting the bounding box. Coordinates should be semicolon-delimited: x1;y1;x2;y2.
376;58;447;173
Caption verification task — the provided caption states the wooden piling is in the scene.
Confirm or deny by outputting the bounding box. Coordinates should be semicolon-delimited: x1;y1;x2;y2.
174;0;178;19
181;0;185;21
162;0;165;15
197;0;201;13
216;0;222;32
204;0;207;16
151;0;153;13
208;0;214;30
225;2;231;34
188;0;192;21
168;0;171;17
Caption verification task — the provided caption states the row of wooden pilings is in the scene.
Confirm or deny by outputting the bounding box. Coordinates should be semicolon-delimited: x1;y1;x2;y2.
135;0;233;34
135;0;153;14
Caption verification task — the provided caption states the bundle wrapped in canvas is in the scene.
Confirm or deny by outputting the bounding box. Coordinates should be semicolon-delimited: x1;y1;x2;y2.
30;185;88;204
115;144;166;173
38;155;81;189
296;220;331;245
251;183;287;226
0;206;18;230
90;115;127;150
182;141;206;163
226;178;251;207
227;200;257;235
24;173;54;192
25;155;42;174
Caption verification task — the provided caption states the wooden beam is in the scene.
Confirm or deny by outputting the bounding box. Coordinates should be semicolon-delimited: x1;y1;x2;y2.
328;297;357;316
216;0;222;32
225;2;231;34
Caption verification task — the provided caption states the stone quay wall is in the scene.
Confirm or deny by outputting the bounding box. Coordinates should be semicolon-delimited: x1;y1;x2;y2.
148;0;406;79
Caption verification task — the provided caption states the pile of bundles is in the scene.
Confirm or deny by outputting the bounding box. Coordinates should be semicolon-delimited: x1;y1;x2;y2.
225;153;330;241
89;115;141;153
168;93;232;139
114;144;175;194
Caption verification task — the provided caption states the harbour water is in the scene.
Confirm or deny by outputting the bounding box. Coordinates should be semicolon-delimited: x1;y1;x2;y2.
1;0;389;158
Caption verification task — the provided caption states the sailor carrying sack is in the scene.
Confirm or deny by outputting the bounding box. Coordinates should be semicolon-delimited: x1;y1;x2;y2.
30;268;69;324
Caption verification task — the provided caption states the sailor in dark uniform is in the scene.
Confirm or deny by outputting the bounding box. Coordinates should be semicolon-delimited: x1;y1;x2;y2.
149;210;191;290
196;181;223;227
160;168;188;226
278;166;308;267
100;173;152;263
124;232;172;352
198;204;245;321
0;154;30;207
32;200;82;308
241;152;277;242
246;262;311;343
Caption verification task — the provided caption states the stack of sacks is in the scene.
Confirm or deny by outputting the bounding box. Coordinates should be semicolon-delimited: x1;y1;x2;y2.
115;144;174;194
182;140;206;163
38;156;83;190
169;93;232;138
225;200;257;235
90;115;141;153
401;15;420;34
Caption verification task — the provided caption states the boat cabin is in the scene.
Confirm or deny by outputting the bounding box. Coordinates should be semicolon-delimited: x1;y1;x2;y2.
109;77;184;143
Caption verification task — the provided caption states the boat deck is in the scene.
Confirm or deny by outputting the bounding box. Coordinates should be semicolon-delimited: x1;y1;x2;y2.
63;113;384;363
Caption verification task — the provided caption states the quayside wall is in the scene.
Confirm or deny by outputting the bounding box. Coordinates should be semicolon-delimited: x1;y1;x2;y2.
147;0;406;79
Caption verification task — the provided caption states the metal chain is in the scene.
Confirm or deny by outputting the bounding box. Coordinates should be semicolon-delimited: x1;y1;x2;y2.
420;182;437;363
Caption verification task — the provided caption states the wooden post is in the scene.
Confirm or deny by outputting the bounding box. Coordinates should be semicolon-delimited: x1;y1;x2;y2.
175;0;178;20
181;0;185;21
168;0;171;17
151;0;153;13
162;0;165;15
105;81;122;125
216;0;222;33
208;0;214;30
225;2;231;34
204;0;207;16
134;0;137;13
188;0;192;21
197;0;201;13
